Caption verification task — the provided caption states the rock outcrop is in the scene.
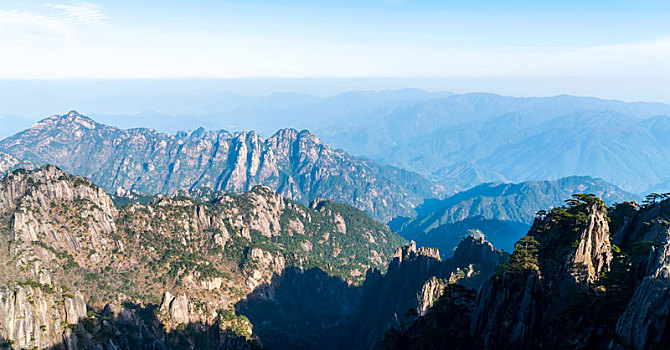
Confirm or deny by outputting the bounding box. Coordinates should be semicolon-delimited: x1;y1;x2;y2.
0;166;407;349
470;195;614;349
385;194;670;350
0;166;118;274
610;199;670;350
0;111;444;221
614;226;670;350
159;291;220;331
416;277;448;315
0;284;86;350
0;152;32;176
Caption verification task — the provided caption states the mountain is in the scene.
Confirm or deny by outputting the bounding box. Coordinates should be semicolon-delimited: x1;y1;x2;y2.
0;165;404;348
0;111;444;222
231;237;504;350
395;176;634;253
0;152;32;175
4;90;670;192
304;93;670;193
0;166;502;349
381;194;670;350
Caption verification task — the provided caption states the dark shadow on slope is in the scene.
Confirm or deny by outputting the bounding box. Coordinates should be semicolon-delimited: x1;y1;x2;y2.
234;267;362;350
5;239;504;350
234;241;503;350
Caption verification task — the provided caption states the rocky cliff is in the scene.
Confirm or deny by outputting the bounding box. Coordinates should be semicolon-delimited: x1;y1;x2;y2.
609;199;670;350
383;194;670;350
235;236;505;350
0;166;407;349
466;195;617;349
0;152;32;176
0;111;444;222
395;176;633;254
0;284;86;350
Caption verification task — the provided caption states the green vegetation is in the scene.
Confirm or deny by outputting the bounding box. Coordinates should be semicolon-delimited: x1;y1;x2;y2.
495;235;540;276
217;309;253;339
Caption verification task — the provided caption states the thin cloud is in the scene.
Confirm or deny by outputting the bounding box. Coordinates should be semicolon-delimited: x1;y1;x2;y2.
44;1;107;25
0;9;75;43
0;1;107;46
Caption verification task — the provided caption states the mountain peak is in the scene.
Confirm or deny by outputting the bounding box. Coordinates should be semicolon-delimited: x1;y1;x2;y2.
34;111;99;130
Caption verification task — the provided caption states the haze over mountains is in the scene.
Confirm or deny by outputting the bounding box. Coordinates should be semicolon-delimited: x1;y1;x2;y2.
231;91;670;193
394;176;634;253
0;100;667;349
0;110;640;252
4;89;669;193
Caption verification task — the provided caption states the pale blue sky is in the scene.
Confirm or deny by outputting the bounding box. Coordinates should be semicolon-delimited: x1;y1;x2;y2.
0;1;669;101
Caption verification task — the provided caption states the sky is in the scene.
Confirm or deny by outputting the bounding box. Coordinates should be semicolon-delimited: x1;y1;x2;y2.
0;0;669;102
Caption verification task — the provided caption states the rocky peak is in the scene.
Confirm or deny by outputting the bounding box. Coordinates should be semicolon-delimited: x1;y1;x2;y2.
469;195;618;349
0;112;443;221
392;241;441;263
530;195;613;290
0;165;119;273
0;165;117;217
269;128;320;145
566;201;613;286
452;234;504;268
35;111;99;130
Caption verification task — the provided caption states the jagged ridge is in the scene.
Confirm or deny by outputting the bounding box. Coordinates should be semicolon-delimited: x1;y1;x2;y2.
0;111;444;222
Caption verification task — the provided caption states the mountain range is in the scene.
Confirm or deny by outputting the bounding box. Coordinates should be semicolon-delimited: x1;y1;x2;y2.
0;111;641;254
302;92;670;193
0;111;443;222
0;166;502;349
382;194;670;350
0;100;667;349
393;176;634;253
44;90;670;194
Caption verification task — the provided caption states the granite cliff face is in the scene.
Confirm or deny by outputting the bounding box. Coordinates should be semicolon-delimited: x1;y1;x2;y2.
383;194;670;350
609;199;670;350
0;112;443;222
0;166;407;349
0;284;86;350
455;195;618;349
0;152;32;176
614;230;670;350
0;166;119;277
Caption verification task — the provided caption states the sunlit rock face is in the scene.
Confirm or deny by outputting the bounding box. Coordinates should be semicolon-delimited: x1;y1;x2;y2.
0;111;444;222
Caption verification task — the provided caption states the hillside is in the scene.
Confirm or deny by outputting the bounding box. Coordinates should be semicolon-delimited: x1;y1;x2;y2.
69;90;670;193
395;176;633;253
0;166;502;350
306;93;670;193
0;111;444;222
382;194;670;350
